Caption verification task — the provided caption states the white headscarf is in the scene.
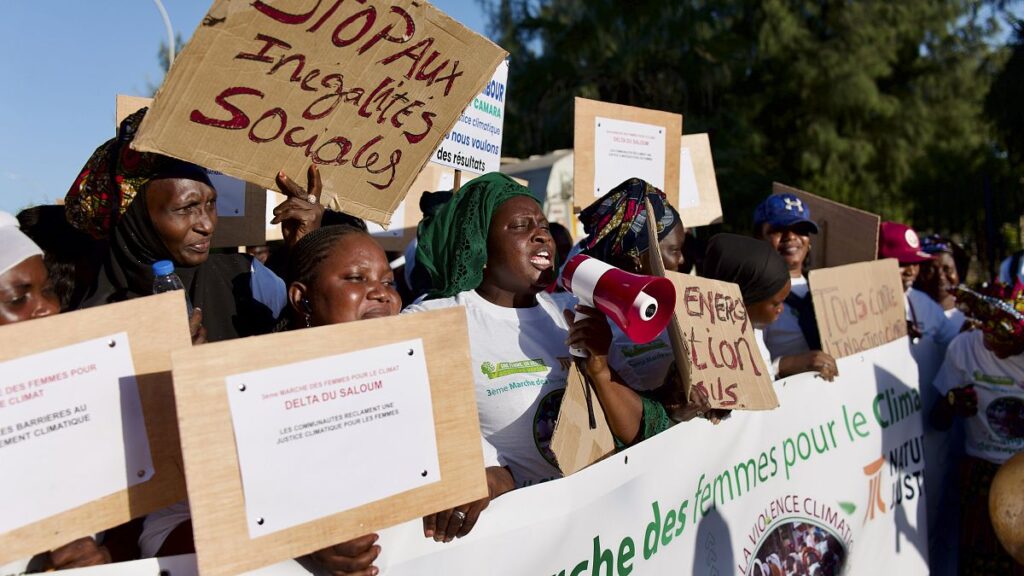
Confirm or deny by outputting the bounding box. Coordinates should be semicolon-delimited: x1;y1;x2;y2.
0;211;43;276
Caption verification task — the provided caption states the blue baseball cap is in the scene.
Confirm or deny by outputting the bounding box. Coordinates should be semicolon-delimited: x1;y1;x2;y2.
753;194;820;234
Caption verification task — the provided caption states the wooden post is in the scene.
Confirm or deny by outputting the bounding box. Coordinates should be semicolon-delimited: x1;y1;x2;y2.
644;197;692;403
453;169;462;192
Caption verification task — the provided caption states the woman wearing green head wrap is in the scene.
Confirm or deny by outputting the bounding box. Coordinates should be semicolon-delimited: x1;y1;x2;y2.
406;173;645;542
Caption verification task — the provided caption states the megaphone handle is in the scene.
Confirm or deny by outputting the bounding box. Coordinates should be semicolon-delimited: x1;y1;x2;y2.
570;310;589;358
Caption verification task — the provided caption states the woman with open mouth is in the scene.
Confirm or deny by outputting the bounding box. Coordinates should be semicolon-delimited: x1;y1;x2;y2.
406;172;642;544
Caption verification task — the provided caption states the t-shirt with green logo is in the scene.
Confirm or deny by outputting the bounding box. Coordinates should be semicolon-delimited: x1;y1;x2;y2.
405;289;575;487
934;330;1024;464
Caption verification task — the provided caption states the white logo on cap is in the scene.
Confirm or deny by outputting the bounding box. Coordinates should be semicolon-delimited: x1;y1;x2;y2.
784;198;804;212
905;229;920;248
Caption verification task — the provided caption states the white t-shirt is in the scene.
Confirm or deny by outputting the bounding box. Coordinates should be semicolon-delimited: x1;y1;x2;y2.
608;325;673;392
404;290;575;487
933;330;1024;464
763;275;812;360
906;287;959;348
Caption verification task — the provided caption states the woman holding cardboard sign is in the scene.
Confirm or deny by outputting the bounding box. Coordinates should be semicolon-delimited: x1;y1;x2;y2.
407;173;649;541
64;108;317;342
753;194;839;381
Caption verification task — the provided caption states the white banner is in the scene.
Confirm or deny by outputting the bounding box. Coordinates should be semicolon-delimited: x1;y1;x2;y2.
60;338;928;576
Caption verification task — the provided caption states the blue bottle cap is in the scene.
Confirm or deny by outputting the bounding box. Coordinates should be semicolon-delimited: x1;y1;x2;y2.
152;260;175;276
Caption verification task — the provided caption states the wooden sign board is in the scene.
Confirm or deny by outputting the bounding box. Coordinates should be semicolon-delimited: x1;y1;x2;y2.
117;95;270;249
808;258;907;359
573;98;682;211
772;183;880;269
665;272;779;410
134;0;507;227
0;293;191;564
677;133;723;227
171;307;486;576
550;362;615;476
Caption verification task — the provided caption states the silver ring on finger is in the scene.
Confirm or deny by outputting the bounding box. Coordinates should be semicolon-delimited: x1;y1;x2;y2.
452;510;467;523
306;193;318;205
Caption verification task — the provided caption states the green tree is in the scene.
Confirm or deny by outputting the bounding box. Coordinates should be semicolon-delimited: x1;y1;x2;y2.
489;0;1020;272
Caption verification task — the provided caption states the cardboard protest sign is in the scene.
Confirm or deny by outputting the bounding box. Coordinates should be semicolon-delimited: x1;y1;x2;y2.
264;161;468;248
772;183;880;269
808;258;907;359
666;272;779;410
677;133;722;227
550;362;615;476
133;0;507;227
432;60;508;174
115;94;155;129
0;293;191;565
573;98;682;210
171;307;486;576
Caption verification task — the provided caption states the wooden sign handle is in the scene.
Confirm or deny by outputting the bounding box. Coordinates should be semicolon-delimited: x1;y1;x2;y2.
644;197;692;403
453;169;462;192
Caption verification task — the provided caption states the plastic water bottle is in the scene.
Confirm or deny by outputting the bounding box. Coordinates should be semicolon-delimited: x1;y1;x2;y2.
152;260;194;320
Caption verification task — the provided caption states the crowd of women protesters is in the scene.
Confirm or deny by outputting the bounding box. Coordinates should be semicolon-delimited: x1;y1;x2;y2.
2;106;1023;576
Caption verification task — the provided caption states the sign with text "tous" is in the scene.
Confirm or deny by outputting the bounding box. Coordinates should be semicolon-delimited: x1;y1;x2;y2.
134;0;507;226
809;258;908;359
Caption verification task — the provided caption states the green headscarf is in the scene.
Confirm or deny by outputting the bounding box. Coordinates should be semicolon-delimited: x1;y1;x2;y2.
416;172;536;298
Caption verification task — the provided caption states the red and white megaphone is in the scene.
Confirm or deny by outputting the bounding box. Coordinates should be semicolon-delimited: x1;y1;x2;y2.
560;254;677;357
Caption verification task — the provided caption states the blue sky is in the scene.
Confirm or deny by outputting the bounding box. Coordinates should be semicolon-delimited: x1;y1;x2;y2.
0;0;489;214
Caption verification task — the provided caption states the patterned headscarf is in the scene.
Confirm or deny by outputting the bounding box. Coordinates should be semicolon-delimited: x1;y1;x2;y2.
921;234;954;255
579;178;680;264
415;172;535;298
65;108;176;239
950;284;1024;345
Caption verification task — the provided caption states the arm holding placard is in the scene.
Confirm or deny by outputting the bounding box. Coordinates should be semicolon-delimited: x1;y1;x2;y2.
778;351;838;382
422;466;515;543
563;305;647;444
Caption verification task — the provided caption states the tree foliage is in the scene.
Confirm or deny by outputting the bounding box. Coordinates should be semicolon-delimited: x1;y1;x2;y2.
487;0;1023;272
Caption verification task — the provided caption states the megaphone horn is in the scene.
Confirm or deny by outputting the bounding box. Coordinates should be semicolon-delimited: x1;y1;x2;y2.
560;254;677;357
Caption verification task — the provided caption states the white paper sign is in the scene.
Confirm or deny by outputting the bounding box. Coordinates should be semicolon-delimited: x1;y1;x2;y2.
366;201;406;238
432;61;509;174
225;338;439;538
678;147;701;209
209;171;246;218
592;117;666;196
0;333;152;534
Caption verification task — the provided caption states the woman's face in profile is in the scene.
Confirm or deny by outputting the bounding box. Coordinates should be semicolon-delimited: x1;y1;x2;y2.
304;233;401;326
146;177;218;267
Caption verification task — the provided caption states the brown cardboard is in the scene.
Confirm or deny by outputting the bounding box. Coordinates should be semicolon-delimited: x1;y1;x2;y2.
808;259;907;359
772;183;880;269
666;272;779;410
573;98;682;211
677;133;723;227
115;94;155;130
171;307;486;576
133;0;507;227
0;293;191;564
550;362;615;476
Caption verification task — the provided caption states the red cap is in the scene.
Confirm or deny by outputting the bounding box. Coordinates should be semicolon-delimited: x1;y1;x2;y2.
878;221;931;265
